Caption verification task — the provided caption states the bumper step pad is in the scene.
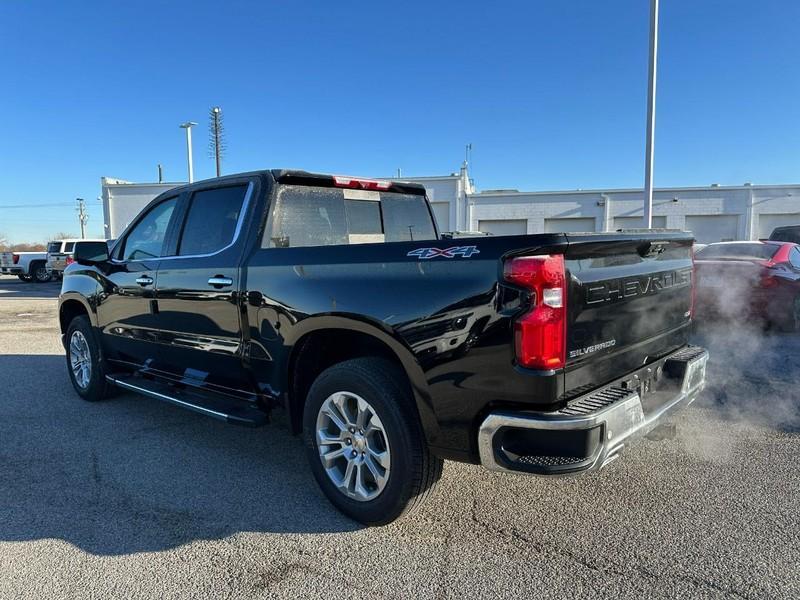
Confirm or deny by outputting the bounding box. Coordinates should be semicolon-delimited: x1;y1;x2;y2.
478;346;709;476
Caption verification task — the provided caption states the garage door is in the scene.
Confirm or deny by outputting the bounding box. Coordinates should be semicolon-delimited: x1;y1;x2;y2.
430;202;450;233
684;215;740;243
478;219;527;236
614;215;667;229
757;213;800;239
544;217;596;234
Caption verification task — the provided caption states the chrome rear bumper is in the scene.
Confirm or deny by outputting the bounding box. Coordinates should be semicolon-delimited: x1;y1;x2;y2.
478;346;709;475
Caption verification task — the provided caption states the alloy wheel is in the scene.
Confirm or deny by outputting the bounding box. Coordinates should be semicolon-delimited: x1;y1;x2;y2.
69;330;92;389
315;391;391;502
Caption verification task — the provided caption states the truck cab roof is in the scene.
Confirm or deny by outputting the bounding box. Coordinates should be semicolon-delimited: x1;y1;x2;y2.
163;169;428;197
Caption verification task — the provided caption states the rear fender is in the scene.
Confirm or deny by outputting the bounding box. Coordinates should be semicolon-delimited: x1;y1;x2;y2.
282;314;442;447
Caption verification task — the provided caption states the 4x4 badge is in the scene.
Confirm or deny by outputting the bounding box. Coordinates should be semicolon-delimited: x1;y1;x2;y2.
407;246;481;260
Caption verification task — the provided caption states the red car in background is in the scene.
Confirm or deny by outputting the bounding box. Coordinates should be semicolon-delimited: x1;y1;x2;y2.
694;241;800;331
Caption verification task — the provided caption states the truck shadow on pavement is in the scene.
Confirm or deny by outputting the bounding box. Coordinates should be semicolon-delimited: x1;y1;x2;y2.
2;338;798;557
0;276;61;299
0;354;362;557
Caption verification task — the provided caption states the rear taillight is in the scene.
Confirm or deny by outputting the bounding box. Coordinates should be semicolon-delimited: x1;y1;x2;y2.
65;256;75;266
333;175;393;191
503;254;567;370
12;254;19;264
760;270;778;288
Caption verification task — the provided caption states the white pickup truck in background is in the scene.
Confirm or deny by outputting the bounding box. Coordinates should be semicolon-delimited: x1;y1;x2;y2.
0;251;51;282
46;239;107;279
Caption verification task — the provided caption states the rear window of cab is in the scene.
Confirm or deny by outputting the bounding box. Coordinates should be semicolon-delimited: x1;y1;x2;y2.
265;185;437;248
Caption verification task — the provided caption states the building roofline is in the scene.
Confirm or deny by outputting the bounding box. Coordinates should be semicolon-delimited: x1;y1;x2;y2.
391;175;461;181
103;181;186;188
471;183;800;197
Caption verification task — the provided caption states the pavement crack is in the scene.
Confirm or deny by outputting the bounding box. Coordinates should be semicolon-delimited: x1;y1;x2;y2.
90;451;100;486
471;491;755;599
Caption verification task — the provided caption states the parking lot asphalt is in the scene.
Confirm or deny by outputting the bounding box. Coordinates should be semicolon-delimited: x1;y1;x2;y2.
0;274;798;600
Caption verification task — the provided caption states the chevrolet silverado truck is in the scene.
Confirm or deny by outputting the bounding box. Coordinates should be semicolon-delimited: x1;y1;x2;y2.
58;170;708;525
1;250;51;282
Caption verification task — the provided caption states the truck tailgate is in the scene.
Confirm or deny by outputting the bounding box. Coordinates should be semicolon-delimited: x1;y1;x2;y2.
563;232;694;396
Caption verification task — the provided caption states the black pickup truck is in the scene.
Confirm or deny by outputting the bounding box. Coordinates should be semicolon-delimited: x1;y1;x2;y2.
59;170;708;524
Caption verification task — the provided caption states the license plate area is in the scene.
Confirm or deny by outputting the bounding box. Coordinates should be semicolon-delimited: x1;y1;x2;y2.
618;358;675;399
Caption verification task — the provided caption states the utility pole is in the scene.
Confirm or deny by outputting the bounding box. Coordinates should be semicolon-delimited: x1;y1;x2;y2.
179;121;197;183
209;106;225;177
76;198;88;239
643;0;659;228
157;163;163;183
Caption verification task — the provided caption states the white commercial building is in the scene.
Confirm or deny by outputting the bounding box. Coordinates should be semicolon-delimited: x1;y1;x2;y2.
101;166;800;242
101;177;185;239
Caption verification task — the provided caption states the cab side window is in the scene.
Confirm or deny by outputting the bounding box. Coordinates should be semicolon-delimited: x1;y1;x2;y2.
119;197;178;261
177;185;249;256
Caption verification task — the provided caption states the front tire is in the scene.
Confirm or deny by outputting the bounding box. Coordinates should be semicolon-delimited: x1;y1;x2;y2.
65;315;114;401
303;358;443;525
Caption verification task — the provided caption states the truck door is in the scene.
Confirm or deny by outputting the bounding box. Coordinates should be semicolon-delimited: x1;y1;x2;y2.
153;179;257;394
98;195;181;369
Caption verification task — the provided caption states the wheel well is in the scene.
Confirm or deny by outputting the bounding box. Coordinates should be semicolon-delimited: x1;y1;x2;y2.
287;329;410;434
59;300;89;335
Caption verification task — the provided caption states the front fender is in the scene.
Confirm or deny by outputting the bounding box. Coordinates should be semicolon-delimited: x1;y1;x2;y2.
58;266;105;341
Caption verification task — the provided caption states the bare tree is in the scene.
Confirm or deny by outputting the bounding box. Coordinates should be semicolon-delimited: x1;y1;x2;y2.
9;242;46;252
48;231;78;241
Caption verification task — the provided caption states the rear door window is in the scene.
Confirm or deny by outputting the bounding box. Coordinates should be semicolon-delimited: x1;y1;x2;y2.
177;185;249;256
266;185;436;248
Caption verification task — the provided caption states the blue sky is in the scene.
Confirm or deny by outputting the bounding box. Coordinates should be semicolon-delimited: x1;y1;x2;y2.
1;0;798;242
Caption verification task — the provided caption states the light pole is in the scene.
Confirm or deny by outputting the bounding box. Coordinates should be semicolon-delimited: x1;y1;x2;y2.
179;121;197;183
76;198;88;239
643;0;659;228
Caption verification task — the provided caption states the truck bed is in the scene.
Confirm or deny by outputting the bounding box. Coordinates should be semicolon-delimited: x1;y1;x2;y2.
244;229;694;460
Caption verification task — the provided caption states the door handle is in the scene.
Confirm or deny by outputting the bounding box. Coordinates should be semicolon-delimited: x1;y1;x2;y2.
208;276;233;288
135;276;154;286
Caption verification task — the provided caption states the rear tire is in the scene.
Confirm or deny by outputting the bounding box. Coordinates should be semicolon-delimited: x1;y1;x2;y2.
303;357;443;525
31;261;52;283
65;315;114;401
